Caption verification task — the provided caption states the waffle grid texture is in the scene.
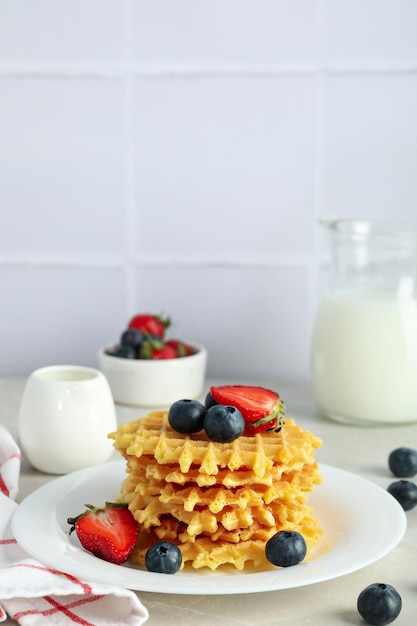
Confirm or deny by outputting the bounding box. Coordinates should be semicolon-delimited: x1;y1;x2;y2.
109;411;323;571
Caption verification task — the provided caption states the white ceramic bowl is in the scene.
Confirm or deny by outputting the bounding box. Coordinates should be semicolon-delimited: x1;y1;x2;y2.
98;341;207;407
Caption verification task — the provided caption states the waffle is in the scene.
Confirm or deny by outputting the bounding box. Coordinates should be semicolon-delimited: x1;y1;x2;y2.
132;509;324;571
109;410;323;571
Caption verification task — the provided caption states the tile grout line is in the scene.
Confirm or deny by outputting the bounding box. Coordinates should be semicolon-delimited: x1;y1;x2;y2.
123;0;137;318
0;255;315;269
0;61;416;79
308;0;327;361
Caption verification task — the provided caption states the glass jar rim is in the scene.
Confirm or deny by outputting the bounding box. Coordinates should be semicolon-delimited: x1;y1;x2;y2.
319;218;417;242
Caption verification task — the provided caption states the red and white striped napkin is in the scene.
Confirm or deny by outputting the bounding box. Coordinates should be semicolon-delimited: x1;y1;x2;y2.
0;426;149;626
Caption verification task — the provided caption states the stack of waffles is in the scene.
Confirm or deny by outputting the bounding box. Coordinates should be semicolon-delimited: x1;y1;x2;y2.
109;411;323;571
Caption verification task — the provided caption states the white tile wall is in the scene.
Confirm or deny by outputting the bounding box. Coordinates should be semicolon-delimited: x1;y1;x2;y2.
0;1;416;384
0;265;128;376
133;75;316;260
0;0;125;65
132;0;317;67
322;74;417;222
131;265;311;382
0;77;126;256
323;0;417;62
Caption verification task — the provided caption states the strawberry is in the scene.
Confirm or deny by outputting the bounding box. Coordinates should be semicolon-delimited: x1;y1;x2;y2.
67;502;138;565
127;313;170;340
209;385;285;434
145;344;177;360
139;336;177;359
165;339;195;357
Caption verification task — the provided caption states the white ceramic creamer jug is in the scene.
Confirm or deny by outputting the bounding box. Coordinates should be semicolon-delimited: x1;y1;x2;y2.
18;365;117;473
311;219;417;425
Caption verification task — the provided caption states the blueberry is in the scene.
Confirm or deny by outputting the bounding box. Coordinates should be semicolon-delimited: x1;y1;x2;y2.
265;530;307;567
388;447;417;478
204;405;245;443
168;399;207;434
109;345;137;359
120;329;145;349
357;583;402;625
387;479;417;510
145;541;182;574
204;391;217;409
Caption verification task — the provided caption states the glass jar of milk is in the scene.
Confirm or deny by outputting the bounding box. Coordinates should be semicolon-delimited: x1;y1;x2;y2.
311;219;417;425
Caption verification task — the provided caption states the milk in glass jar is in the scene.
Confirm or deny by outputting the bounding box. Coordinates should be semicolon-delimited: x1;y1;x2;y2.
311;220;417;425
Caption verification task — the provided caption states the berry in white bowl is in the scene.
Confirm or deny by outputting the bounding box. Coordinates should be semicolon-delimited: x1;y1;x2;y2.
98;341;207;407
98;313;207;407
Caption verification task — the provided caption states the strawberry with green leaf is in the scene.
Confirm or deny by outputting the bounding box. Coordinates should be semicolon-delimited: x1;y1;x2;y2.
140;343;177;360
209;385;285;435
127;313;170;340
165;339;196;357
138;334;177;359
68;502;138;565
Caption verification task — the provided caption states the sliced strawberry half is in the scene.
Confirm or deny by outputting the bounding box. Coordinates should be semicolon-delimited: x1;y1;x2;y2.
68;502;138;565
209;385;285;434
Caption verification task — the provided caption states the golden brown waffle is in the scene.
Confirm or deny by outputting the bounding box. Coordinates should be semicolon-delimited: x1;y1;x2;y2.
130;508;323;571
122;461;319;498
109;410;323;571
112;411;321;477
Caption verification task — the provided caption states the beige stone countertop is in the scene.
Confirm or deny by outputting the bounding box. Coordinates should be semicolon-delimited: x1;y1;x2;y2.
1;377;416;625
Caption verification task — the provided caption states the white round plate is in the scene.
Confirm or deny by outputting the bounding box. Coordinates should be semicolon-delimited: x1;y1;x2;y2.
12;461;406;595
